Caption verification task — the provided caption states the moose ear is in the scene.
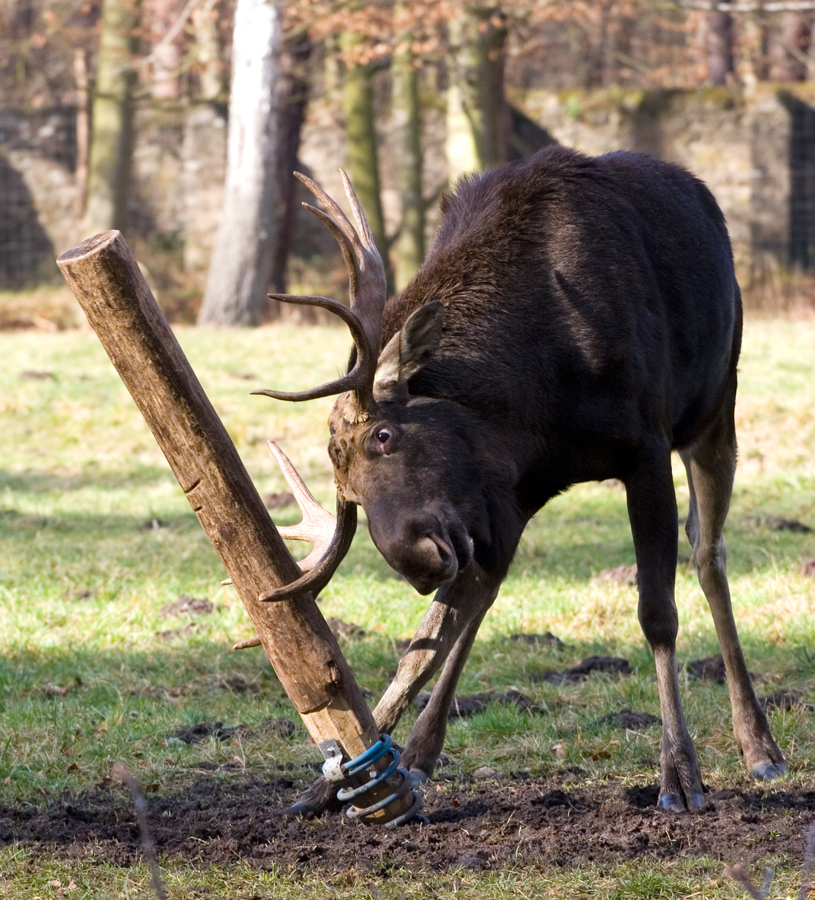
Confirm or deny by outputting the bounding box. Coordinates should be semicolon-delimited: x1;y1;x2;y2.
374;301;444;400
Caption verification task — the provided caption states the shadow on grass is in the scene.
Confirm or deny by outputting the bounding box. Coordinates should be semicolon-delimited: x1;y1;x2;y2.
0;465;177;495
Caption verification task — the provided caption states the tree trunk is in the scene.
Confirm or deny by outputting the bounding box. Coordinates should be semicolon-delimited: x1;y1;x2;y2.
698;0;735;86
392;8;424;292
197;0;280;327
445;5;508;182
191;0;225;101
340;29;391;289
146;0;185;100
270;32;311;299
74;49;90;222
767;12;809;82
82;0;140;237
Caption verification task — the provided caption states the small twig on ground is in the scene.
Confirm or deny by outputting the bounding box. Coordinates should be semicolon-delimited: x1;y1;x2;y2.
113;763;169;900
724;864;774;900
726;820;815;900
799;820;815;900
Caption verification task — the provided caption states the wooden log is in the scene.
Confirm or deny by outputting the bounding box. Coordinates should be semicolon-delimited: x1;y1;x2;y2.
57;230;415;825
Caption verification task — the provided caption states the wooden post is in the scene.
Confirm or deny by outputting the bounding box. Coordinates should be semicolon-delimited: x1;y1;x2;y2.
57;231;415;825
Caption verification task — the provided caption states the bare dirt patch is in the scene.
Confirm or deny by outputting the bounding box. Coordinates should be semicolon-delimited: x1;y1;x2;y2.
2;773;814;874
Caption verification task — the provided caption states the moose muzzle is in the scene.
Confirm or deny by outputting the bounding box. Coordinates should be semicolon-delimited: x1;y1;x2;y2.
368;508;474;595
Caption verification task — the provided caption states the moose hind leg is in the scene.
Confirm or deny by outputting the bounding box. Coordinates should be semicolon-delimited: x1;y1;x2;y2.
680;428;785;780
626;447;704;811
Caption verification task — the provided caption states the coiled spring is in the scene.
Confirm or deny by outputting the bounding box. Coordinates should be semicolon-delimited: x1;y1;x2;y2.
322;735;424;827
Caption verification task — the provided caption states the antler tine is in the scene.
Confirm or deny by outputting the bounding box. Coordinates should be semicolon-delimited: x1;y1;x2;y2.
267;440;336;574
256;170;386;419
260;441;358;603
300;203;361;300
340;168;376;253
295;171;359;249
253;294;371;403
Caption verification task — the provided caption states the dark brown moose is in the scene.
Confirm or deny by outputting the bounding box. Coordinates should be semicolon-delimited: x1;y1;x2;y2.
258;146;785;816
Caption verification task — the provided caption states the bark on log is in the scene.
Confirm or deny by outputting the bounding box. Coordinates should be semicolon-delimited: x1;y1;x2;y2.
57;230;414;825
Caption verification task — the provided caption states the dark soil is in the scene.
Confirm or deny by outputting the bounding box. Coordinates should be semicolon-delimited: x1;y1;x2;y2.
533;655;633;684
2;771;814;874
416;689;544;718
158;596;215;618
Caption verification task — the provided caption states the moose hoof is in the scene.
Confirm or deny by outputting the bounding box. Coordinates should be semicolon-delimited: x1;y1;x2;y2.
750;760;787;781
279;775;344;819
279;799;322;819
659;791;704;812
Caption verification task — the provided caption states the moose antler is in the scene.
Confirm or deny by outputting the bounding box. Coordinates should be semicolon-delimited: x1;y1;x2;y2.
259;441;357;603
253;169;387;421
252;172;387;602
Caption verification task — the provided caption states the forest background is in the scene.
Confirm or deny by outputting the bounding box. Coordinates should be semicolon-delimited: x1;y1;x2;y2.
2;0;815;326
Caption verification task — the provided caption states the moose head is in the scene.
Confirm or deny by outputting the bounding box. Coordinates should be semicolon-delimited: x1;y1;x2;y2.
255;172;495;601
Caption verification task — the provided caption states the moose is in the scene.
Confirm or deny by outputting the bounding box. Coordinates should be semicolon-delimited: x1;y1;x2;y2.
257;145;786;816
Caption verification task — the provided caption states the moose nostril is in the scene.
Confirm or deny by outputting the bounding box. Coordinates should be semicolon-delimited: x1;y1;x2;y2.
432;536;454;568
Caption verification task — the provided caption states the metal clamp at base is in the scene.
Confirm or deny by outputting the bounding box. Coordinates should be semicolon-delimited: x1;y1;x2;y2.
320;734;426;827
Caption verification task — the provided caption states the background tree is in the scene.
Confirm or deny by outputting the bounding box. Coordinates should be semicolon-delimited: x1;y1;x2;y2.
191;0;228;101
445;4;508;181
767;11;810;82
339;10;391;289
82;0;141;237
697;0;735;86
270;29;312;298
197;0;281;327
391;2;425;291
145;0;185;100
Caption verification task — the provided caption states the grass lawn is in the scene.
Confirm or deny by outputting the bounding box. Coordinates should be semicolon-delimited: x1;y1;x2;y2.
0;313;813;899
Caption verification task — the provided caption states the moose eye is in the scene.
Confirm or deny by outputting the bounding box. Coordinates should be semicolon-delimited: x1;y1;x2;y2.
369;425;397;457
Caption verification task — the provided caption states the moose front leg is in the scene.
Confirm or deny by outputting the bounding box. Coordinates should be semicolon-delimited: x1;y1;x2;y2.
281;566;500;818
397;605;490;778
374;564;501;743
626;448;705;812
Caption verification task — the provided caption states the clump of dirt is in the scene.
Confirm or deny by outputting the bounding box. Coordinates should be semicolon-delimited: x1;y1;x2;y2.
534;656;633;684
155;622;197;642
596;708;660;730
415;690;544;718
2;773;814;874
326;618;366;639
761;515;812;534
159;596;214;618
687;654;729;683
171;717;296;744
801;559;815;578
592;564;638;586
759;692;815;713
264;491;296;510
509;632;572;650
172;722;240;744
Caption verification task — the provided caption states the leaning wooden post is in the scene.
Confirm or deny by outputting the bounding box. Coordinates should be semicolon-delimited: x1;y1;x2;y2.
57;231;416;825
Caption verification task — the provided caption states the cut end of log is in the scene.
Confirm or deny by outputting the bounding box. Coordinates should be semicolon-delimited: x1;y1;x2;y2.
57;231;122;267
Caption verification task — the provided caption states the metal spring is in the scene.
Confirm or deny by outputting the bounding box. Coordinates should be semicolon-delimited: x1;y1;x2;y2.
322;735;425;828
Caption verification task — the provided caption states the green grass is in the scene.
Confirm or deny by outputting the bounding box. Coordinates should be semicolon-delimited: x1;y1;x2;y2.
3;848;794;900
1;314;814;898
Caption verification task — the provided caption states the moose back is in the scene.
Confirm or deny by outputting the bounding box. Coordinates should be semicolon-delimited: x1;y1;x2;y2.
259;146;785;815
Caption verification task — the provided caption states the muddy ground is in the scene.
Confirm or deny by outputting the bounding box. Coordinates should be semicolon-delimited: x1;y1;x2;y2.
2;768;814;875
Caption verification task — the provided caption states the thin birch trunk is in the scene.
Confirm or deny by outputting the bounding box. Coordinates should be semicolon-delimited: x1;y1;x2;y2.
197;0;280;326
